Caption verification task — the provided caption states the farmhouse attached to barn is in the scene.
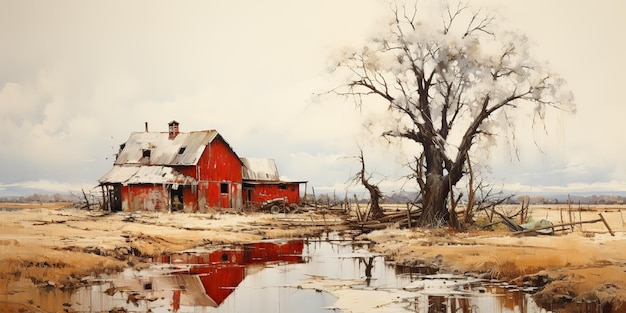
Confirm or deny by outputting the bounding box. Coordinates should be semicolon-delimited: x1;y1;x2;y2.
98;121;306;212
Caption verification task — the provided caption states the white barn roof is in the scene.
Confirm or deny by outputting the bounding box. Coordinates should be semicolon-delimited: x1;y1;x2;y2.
241;158;280;181
114;130;220;166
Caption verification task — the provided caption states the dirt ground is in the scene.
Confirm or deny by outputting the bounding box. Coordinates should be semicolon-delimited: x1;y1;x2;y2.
1;203;625;312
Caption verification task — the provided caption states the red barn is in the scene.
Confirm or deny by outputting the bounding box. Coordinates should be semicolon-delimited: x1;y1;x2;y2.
99;121;243;212
241;158;307;208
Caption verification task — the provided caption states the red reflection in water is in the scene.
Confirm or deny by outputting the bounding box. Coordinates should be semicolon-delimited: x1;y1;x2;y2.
160;240;304;308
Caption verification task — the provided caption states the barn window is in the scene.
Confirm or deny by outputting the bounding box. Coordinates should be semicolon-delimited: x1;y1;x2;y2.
142;149;151;158
279;184;287;190
178;147;186;154
220;182;228;194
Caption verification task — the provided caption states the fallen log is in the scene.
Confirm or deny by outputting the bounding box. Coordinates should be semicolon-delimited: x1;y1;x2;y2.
260;219;344;228
355;221;396;231
347;213;421;229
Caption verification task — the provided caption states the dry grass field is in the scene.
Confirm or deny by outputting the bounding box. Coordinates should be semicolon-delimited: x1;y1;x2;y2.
1;202;625;312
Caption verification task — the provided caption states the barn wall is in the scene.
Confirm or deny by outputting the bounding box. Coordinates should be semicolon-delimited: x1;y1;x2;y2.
175;165;196;179
200;137;242;182
167;166;200;212
196;137;243;209
201;181;242;209
182;185;198;212
123;184;170;212
197;181;208;210
121;185;130;212
247;183;300;205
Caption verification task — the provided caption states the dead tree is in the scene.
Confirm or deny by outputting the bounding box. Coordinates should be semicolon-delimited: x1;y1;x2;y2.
351;149;385;219
328;1;574;228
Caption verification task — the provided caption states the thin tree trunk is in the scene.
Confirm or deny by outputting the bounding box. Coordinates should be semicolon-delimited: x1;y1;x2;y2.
464;152;475;225
448;177;461;230
357;149;384;219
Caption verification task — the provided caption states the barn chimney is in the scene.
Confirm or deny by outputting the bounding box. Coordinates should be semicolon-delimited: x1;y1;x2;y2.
145;122;149;132
168;120;179;139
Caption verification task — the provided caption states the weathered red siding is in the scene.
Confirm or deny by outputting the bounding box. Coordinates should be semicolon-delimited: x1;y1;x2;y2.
182;186;198;212
200;137;241;181
197;136;242;209
246;183;300;205
175;165;196;179
120;184;200;212
123;185;169;212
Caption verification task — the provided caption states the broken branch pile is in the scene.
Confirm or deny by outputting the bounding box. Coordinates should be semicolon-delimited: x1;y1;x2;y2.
345;207;423;232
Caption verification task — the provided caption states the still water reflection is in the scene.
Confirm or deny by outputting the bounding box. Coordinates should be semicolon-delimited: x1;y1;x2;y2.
56;236;563;312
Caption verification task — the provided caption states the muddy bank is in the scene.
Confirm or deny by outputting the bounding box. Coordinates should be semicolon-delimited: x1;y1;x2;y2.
360;207;626;312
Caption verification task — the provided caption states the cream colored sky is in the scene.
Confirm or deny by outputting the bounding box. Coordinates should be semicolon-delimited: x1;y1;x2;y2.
0;0;624;196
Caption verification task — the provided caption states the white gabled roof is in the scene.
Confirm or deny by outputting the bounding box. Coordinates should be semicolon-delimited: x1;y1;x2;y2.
99;165;197;185
114;130;220;166
241;158;280;181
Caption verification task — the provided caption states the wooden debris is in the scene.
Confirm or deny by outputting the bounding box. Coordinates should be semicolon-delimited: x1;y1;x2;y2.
500;215;525;232
513;215;615;236
599;213;615;236
345;206;423;232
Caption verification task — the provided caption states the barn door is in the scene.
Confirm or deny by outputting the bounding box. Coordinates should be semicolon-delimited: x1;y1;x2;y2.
170;184;184;211
219;182;230;208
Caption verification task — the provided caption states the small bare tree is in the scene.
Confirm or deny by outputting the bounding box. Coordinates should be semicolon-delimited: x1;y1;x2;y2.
349;148;385;219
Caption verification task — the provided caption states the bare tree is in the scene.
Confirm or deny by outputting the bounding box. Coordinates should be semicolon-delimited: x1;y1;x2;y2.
329;1;574;227
349;148;385;219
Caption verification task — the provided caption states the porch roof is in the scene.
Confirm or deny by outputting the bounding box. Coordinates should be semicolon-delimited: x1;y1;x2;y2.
99;165;197;185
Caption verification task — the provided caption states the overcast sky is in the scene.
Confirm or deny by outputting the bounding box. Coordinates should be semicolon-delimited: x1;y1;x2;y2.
1;0;625;197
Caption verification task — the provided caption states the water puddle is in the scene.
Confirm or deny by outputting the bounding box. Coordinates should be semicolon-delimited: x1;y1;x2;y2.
12;235;609;312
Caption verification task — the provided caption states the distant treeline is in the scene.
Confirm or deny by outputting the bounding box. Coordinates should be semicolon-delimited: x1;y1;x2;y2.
382;192;626;205
514;195;625;205
0;193;80;203
359;192;626;205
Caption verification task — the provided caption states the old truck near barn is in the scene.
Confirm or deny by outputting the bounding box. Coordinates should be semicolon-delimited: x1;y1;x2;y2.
98;121;306;212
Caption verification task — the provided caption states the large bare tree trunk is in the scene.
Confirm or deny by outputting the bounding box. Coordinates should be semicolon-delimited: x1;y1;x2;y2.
418;173;449;227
